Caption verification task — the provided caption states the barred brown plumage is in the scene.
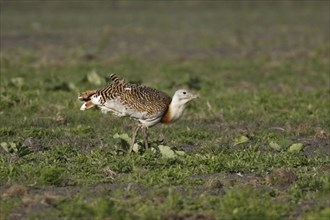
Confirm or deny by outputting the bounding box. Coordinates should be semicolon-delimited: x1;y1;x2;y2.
78;74;198;153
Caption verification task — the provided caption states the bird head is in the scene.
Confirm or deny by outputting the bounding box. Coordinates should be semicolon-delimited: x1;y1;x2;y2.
173;89;199;105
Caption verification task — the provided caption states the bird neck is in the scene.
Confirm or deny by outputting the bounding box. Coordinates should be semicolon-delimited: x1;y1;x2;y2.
161;98;186;123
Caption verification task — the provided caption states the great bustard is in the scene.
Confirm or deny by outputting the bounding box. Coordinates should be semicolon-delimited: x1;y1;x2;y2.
78;74;198;153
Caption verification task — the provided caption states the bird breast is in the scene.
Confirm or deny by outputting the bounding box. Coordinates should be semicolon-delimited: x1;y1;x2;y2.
160;102;186;124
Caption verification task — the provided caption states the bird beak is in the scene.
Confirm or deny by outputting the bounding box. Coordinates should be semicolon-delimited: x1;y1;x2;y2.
190;93;199;100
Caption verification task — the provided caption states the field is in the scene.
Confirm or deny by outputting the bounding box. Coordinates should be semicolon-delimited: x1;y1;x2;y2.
0;1;329;219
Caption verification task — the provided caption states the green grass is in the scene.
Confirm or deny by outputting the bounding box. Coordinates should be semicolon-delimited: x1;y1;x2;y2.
1;1;329;219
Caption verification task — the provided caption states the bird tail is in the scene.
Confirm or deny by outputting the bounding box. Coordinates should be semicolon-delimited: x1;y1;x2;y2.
78;90;97;111
78;90;97;101
80;100;95;111
78;74;122;111
110;73;119;82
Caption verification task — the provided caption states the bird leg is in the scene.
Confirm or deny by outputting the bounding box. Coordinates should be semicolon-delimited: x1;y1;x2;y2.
129;125;140;153
142;127;149;150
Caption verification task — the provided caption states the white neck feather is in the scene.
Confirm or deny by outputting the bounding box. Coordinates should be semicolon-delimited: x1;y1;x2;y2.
161;90;197;124
166;96;188;122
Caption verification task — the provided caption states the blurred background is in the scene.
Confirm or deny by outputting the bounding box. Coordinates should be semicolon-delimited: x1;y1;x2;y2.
2;1;328;64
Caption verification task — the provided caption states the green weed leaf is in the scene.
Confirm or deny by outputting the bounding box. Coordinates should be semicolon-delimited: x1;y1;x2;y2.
113;133;131;144
10;77;24;88
158;145;176;158
175;150;185;156
288;143;304;153
87;71;102;85
269;141;282;151
9;142;18;152
113;133;139;152
1;142;18;153
234;136;249;146
1;142;9;153
0;141;32;157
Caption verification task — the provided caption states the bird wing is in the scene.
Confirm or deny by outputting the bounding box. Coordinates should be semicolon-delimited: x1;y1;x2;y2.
119;84;172;116
79;74;172;119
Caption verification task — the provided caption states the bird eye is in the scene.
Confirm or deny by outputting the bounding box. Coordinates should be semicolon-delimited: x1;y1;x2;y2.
183;91;186;95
